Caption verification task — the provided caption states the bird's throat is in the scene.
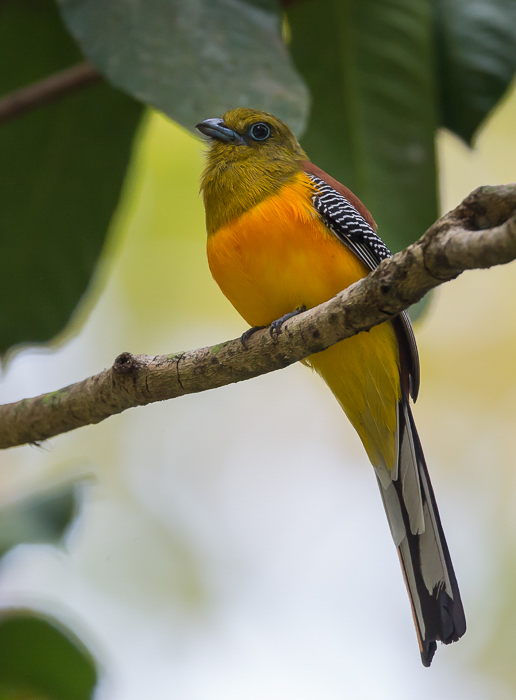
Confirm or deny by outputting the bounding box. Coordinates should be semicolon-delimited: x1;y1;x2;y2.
200;150;304;235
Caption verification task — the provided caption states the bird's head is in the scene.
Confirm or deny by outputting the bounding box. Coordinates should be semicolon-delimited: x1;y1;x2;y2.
196;108;306;167
196;109;308;233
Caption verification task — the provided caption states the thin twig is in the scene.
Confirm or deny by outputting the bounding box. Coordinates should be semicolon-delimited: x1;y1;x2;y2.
0;62;102;126
0;184;515;450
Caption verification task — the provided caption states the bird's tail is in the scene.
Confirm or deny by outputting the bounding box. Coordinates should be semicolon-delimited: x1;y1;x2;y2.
378;397;466;666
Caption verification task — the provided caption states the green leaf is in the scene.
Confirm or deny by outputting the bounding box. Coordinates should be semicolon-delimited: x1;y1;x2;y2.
286;0;439;255
56;0;309;136
0;485;78;559
435;0;516;144
0;0;143;356
0;612;98;700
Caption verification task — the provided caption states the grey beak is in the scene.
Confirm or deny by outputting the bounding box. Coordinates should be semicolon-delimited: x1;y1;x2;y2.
195;118;245;145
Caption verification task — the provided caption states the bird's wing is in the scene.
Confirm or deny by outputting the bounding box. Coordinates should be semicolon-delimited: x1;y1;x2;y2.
304;165;420;402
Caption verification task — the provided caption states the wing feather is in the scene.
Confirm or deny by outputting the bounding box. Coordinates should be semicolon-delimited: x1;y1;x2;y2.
306;169;420;401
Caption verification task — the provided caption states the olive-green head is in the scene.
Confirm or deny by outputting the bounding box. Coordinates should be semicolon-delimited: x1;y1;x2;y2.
196;108;308;233
196;108;306;165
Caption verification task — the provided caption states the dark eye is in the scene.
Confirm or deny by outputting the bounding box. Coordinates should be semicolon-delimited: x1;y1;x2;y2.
249;123;271;141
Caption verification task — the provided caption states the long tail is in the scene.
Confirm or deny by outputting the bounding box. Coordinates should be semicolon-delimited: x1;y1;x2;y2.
377;396;466;666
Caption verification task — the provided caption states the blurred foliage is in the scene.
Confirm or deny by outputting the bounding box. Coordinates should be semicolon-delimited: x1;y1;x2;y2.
0;484;78;559
286;0;438;258
436;0;516;144
286;0;516;256
56;0;308;136
0;0;142;355
0;485;89;698
0;612;98;700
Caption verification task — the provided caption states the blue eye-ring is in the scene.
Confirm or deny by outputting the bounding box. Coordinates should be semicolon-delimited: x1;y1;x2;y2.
249;123;271;141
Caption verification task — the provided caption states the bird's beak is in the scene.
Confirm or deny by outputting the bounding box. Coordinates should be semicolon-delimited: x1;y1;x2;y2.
196;118;245;145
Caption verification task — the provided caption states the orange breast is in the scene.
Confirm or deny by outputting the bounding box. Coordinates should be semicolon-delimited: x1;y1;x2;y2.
207;171;400;470
207;172;370;327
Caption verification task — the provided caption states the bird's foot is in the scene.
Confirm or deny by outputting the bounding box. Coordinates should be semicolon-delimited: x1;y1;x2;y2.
269;305;307;338
240;325;266;349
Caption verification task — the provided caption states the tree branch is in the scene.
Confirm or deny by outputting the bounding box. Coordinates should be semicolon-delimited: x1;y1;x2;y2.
1;184;515;450
0;62;102;126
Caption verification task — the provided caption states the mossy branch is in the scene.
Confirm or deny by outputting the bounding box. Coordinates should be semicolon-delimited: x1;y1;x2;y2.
1;184;515;450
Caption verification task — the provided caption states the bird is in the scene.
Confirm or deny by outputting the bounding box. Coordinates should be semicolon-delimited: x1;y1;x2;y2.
196;108;466;666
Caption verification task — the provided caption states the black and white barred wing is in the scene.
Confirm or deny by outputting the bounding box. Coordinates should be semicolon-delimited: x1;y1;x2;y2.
309;173;420;401
309;174;391;269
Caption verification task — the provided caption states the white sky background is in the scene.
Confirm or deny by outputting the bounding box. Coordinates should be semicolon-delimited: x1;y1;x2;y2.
1;84;516;699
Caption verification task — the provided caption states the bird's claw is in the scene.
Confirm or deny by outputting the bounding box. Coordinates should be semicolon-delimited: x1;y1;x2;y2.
240;325;266;349
240;306;307;347
269;305;307;338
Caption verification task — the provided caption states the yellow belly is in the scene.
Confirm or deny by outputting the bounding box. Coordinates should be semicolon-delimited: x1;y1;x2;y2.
207;173;400;469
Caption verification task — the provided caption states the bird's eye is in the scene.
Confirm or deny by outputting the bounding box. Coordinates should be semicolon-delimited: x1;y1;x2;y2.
249;123;271;141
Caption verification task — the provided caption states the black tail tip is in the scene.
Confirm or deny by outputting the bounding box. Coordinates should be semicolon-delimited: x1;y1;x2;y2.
421;641;437;667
